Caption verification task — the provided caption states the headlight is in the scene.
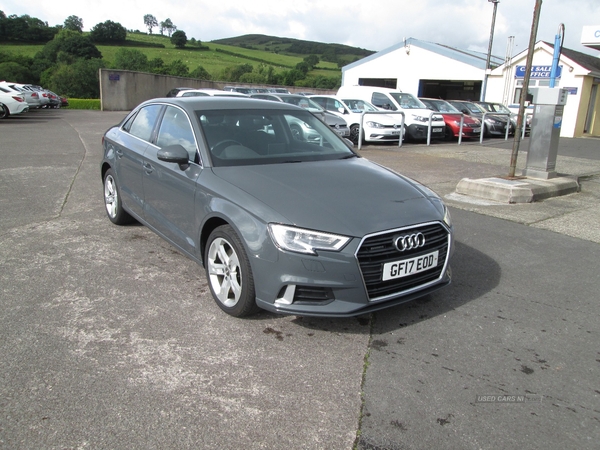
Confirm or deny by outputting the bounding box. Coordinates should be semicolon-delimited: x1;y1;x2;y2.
268;224;350;255
412;114;430;123
366;121;384;128
443;205;452;228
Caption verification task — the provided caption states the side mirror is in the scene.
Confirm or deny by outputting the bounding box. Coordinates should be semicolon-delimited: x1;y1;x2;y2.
157;144;190;166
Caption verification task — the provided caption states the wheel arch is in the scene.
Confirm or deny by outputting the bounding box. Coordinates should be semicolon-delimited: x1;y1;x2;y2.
199;216;229;265
198;205;276;267
101;162;112;182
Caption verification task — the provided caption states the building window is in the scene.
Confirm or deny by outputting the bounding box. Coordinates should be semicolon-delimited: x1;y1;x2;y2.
358;78;398;89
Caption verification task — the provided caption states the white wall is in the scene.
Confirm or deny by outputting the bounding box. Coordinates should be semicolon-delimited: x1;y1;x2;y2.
343;44;484;95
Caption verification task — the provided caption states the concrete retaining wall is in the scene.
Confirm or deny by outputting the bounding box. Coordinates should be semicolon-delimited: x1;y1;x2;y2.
99;69;337;111
99;70;218;111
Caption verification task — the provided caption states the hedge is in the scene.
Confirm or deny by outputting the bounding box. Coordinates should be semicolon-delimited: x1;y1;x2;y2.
64;99;101;110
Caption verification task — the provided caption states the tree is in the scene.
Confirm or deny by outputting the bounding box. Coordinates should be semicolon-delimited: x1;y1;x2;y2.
143;14;157;34
64;15;83;32
112;48;149;71
90;20;127;43
189;65;211;80
281;69;306;86
148;57;166;73
164;59;188;77
219;63;253;82
38;29;101;64
41;58;105;98
0;61;34;84
304;54;319;69
0;13;57;42
295;61;310;75
159;18;175;37
170;30;187;48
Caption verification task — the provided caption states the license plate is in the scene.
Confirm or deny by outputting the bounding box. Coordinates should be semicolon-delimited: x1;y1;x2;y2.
391;130;401;135
473;127;481;133
433;128;443;133
382;251;439;281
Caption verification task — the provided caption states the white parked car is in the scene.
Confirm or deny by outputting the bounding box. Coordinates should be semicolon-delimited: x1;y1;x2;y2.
0;82;41;109
337;86;446;141
0;90;29;118
310;95;403;144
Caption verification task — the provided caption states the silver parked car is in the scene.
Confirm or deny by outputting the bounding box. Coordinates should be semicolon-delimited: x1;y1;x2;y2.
250;93;350;138
101;97;453;317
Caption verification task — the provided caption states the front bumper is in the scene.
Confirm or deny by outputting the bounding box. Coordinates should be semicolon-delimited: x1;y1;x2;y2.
253;221;453;317
406;123;445;140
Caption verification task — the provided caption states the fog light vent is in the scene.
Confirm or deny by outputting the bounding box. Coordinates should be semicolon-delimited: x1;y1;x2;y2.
294;286;335;304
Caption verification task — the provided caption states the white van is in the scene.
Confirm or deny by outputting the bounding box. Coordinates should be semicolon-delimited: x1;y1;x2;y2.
337;86;445;141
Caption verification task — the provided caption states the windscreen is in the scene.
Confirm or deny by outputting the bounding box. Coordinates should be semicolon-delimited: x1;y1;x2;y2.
389;92;427;109
197;109;355;167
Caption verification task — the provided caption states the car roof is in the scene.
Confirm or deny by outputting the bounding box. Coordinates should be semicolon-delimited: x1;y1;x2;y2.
141;96;304;113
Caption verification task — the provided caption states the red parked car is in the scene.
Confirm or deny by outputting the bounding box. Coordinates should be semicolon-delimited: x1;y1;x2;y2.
420;98;481;140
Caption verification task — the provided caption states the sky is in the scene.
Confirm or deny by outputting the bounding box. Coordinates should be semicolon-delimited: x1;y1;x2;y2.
2;0;599;58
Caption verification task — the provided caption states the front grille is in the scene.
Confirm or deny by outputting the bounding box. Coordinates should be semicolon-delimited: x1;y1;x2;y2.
356;222;449;301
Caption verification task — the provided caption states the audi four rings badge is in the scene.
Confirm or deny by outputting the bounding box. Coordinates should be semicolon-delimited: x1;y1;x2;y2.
395;233;426;251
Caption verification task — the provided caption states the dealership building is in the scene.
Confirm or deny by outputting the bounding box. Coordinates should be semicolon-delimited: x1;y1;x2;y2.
341;29;600;138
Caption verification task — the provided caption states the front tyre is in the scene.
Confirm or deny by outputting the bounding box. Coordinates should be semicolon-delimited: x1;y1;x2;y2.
103;168;133;225
349;124;361;144
205;225;259;317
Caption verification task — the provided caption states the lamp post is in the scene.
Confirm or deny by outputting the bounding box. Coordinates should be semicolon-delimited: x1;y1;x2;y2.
480;0;500;101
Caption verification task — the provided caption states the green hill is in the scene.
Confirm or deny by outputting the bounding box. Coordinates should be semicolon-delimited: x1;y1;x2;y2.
212;34;374;66
0;30;375;97
0;31;371;80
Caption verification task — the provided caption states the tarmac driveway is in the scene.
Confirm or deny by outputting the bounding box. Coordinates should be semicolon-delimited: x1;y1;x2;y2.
1;109;599;449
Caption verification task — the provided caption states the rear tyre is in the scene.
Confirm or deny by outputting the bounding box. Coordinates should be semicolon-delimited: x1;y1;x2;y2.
0;104;8;119
103;169;133;225
205;225;259;317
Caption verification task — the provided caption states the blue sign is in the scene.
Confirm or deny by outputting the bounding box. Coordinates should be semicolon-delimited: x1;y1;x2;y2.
515;65;562;79
108;74;120;81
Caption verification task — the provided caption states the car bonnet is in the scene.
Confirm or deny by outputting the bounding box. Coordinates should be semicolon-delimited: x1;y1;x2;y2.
211;157;444;238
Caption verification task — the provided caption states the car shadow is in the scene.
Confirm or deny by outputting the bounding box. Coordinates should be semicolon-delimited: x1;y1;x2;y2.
279;239;500;334
372;239;501;333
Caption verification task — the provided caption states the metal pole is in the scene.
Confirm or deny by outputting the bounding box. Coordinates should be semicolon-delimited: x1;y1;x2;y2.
509;0;543;178
481;0;500;102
